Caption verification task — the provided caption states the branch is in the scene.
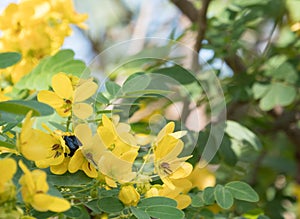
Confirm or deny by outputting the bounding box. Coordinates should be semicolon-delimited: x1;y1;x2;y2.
194;0;211;53
170;0;247;74
170;0;198;22
224;55;247;74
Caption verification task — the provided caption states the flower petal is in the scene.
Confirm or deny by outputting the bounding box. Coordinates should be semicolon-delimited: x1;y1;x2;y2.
32;193;70;212
101;115;116;135
50;157;70;175
74;124;92;146
97;126;115;149
170;162;193;179
68;149;84;173
18;160;35;196
74;78;98;102
32;169;49;193
155;135;179;159
52;73;73;99
73;103;93;119
0;158;17;185
175;194;191;209
37;90;65;109
157;122;175;142
82;161;98;178
20;129;54;161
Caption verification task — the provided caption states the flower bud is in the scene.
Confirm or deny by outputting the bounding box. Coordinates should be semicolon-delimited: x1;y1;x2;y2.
118;185;140;206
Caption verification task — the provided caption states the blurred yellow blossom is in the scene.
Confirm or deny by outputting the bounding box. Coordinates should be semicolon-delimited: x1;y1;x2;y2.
18;160;70;212
0;158;17;204
187;163;216;190
0;0;87;83
293;183;300;216
38;73;98;119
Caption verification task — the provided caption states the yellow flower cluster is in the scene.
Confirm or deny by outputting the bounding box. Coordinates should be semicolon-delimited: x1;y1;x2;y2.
13;72;217;210
0;0;87;84
0;158;70;217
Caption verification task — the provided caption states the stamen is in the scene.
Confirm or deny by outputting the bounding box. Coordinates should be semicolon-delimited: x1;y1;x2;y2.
160;162;172;175
52;144;60;150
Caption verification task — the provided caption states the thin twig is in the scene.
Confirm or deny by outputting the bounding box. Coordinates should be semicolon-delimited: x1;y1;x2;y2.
170;0;198;22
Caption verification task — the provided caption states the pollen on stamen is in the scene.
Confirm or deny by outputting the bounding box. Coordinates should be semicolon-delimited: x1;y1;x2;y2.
52;144;60;150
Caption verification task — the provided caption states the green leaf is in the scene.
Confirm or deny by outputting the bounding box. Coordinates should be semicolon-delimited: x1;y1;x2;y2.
219;135;238;166
47;171;91;186
225;181;259;202
138;197;177;208
15;49;88;90
122;72;151;94
265;62;298;84
145;205;184;219
99;189;120;197
64;206;82;218
106;80;121;97
0;52;21;68
214;185;234;209
85;200;102;214
151;65;196;85
31;210;56;219
225;120;262;151
252;83;269;100
203;187;215;205
96;93;110;104
0;100;54;123
259;82;296;110
130;207;150;219
190;193;205;207
98;197;124;213
0;140;16;150
49;121;66;131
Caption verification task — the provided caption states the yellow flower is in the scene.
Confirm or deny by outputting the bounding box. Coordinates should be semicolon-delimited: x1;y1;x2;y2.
18;112;95;176
68;148;98;178
18;160;70;212
187;163;216;190
74;117;138;185
118;184;140;206
18;112;70;170
98;151;137;185
97;115;139;162
38;73;98;119
0;158;17;204
153;122;192;190
145;179;192;209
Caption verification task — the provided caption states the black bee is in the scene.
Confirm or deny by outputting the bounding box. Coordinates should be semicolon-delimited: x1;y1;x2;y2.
63;135;82;157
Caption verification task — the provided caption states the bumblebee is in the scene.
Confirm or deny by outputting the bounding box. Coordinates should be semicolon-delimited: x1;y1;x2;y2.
63;135;82;156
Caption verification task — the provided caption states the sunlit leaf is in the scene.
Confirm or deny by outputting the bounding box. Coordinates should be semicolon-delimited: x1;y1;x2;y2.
16;49;88;90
